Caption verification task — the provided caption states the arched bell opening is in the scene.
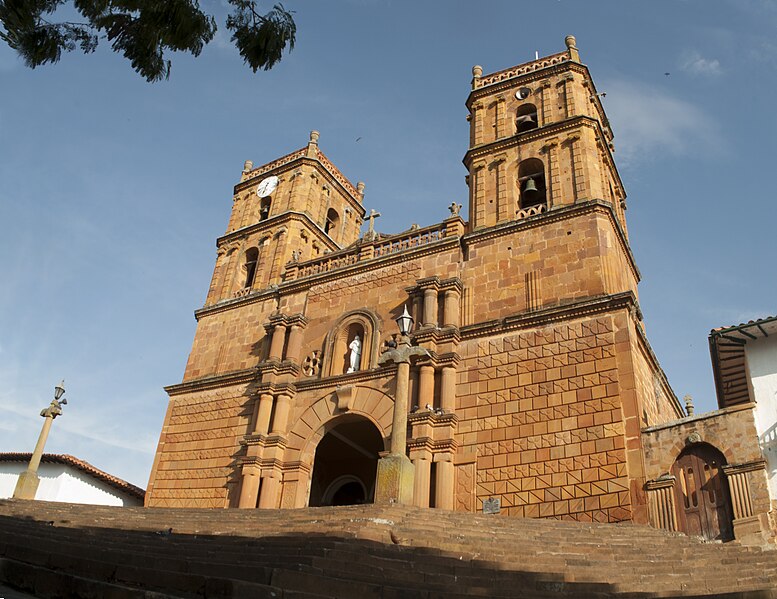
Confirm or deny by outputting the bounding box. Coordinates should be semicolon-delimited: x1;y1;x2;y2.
308;415;384;507
324;208;340;239
671;442;734;542
515;103;538;133
259;197;272;221
517;158;547;210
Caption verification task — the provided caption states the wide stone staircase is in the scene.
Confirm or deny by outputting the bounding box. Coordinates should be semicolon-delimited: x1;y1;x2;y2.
1;499;776;598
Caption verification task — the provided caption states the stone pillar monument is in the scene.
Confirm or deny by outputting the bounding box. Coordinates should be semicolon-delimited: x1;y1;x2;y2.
375;307;429;505
13;381;67;500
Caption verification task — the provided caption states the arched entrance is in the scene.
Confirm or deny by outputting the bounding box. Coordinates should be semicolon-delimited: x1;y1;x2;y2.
672;443;734;541
308;415;384;507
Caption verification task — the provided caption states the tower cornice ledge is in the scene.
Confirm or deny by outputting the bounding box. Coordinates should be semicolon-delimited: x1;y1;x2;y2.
165;367;258;396
217;211;341;252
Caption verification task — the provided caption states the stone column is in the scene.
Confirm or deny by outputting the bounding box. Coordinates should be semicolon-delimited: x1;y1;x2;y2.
440;366;457;412
645;476;677;532
12;416;54;500
258;475;282;509
238;466;261;508
413;456;432;508
442;290;460;328
390;361;411;455
435;458;455;510
270;394;292;435
495;97;506;139
253;393;274;435
423;288;438;328
727;470;754;520
494;157;509;223
285;324;303;363
418;365;435;409
269;324;286;360
722;461;770;544
376;339;428;505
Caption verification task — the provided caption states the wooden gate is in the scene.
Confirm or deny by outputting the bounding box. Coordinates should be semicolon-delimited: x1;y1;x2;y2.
672;443;733;541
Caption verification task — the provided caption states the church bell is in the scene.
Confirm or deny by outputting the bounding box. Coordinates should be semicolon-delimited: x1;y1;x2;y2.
523;177;539;201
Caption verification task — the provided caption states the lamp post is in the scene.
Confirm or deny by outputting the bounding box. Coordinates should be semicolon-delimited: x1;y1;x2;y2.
13;381;68;500
375;305;428;504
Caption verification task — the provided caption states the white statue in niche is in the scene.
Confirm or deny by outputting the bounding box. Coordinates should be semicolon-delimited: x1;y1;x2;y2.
347;334;362;373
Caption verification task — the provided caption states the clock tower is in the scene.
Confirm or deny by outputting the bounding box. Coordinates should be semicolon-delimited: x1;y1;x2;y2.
205;130;366;307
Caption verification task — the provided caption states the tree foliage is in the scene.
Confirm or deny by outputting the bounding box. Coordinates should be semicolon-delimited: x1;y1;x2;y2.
0;0;296;82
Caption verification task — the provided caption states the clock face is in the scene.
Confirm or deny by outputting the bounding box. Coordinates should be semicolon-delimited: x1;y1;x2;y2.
256;176;279;198
515;87;532;100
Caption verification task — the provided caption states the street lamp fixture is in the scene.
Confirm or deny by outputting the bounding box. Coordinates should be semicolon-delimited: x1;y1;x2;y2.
396;304;414;337
54;380;66;401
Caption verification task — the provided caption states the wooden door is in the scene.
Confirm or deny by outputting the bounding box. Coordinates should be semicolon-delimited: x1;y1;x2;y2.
672;444;733;541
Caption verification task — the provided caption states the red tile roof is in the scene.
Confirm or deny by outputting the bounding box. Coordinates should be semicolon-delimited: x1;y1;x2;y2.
0;453;145;501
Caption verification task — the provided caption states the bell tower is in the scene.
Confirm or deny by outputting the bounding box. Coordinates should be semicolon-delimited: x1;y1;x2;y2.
205;131;366;306
464;36;627;234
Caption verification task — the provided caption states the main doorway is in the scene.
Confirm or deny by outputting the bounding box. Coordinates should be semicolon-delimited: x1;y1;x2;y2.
672;443;734;542
308;416;383;507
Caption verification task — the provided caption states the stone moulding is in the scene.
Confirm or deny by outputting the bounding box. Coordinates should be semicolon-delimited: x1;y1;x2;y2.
471;51;570;91
164;368;257;396
459;290;638;340
216;210;340;253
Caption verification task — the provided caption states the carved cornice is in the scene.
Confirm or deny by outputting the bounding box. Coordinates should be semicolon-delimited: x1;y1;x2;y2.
164;368;257;396
407;436;459;454
460;291;641;341
240;434;288;451
722;460;767;476
468;52;574;97
295;364;398;392
413;328;461;348
255;381;297;397
217;210;340;252
256;360;300;379
463;115;602;167
645;475;676;491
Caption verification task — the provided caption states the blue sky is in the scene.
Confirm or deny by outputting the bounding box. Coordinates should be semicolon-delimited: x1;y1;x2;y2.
1;1;775;488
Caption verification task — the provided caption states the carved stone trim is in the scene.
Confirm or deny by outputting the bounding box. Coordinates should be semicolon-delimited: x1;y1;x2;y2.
164;368;256;396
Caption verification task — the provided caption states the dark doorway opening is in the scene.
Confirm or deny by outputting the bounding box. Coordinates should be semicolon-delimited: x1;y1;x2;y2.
309;416;383;507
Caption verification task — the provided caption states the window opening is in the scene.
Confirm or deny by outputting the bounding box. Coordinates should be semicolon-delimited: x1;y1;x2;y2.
243;247;259;289
516;103;538;133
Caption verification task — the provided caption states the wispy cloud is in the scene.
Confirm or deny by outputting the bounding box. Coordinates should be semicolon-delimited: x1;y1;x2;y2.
602;79;721;167
679;51;722;77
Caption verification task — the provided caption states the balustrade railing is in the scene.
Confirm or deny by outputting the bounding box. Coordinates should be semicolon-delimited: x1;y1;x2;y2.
287;221;449;281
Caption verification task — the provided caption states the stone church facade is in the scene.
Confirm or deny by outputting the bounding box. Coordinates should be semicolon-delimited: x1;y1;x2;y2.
146;37;687;527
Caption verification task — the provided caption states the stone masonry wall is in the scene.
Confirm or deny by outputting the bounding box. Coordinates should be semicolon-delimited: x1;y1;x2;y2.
146;382;251;508
455;313;632;523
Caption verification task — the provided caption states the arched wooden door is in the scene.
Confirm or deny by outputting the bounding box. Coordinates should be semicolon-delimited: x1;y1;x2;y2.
671;444;734;541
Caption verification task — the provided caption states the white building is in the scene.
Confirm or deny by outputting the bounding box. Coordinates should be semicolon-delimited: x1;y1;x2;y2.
0;453;144;506
710;315;777;501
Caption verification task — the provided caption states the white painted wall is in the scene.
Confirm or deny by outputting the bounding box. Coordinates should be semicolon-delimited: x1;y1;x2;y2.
0;463;142;506
746;336;777;500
